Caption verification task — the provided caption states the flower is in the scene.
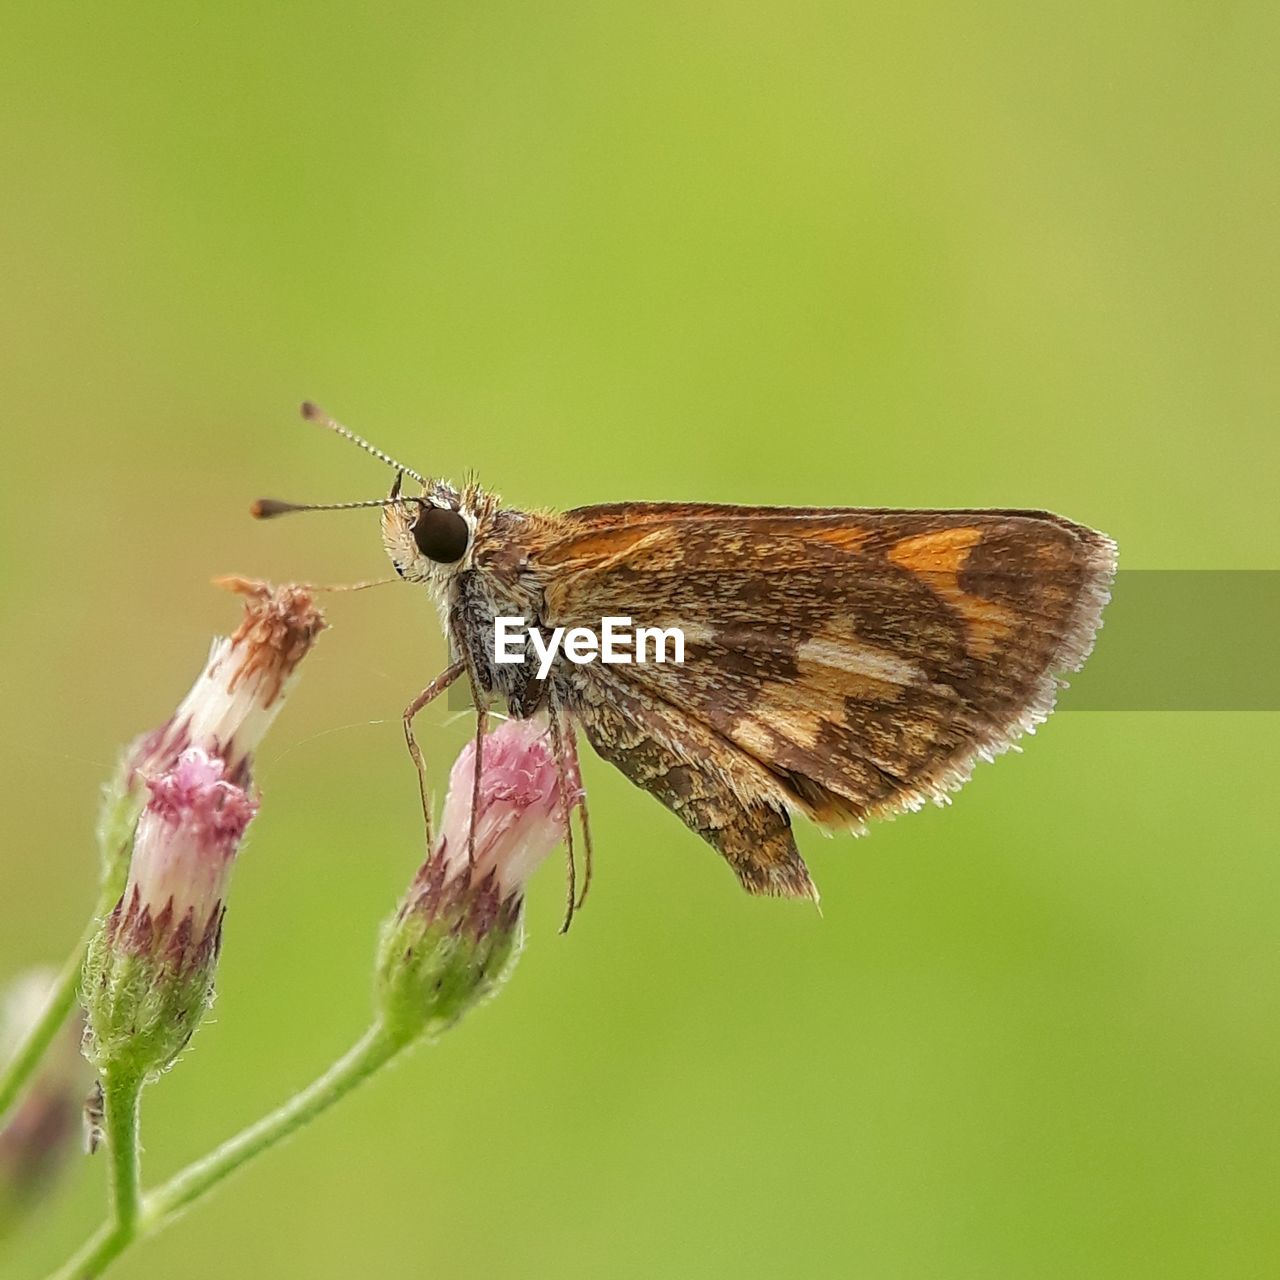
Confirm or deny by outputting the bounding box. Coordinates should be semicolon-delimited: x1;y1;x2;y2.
431;716;581;918
114;748;257;971
83;579;324;1081
83;749;258;1079
0;971;92;1238
99;579;323;898
376;717;581;1043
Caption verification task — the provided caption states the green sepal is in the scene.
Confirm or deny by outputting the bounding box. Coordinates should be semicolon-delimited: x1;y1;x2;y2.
374;903;521;1049
80;912;219;1081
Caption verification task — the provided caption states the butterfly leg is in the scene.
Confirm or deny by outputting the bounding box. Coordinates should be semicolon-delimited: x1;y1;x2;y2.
557;705;595;913
465;669;490;871
403;661;466;849
576;784;594;911
546;694;579;933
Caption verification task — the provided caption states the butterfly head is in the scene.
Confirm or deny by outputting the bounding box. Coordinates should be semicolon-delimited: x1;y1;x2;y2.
381;475;479;586
252;403;490;593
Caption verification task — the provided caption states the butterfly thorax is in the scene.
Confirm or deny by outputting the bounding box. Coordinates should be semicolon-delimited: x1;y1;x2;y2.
443;502;576;718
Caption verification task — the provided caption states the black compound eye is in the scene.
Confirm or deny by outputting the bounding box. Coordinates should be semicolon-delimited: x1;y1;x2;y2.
412;505;470;563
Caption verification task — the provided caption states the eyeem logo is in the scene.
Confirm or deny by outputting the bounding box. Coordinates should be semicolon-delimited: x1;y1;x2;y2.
494;616;686;679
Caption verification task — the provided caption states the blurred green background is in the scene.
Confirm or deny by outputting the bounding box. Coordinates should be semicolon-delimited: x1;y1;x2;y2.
1;3;1276;1277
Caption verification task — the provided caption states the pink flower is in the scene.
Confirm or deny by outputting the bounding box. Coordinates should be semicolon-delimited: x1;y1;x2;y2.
109;748;258;963
85;581;323;1078
377;717;582;1040
402;717;582;933
434;718;581;904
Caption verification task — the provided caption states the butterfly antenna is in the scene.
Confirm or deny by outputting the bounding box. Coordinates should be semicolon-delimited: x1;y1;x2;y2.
250;496;421;519
299;401;428;486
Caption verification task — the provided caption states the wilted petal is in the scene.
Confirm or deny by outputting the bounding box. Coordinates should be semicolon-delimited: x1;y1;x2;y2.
129;579;325;786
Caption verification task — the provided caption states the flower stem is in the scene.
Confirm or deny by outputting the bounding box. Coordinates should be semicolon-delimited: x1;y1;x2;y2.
44;1023;406;1280
46;1068;144;1280
143;1022;402;1230
0;799;131;1122
105;1069;143;1233
44;1223;128;1280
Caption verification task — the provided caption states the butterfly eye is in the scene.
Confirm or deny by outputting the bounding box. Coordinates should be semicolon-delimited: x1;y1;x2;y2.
412;505;470;563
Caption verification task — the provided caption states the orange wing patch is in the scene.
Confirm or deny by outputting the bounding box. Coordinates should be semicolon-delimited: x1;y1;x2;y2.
538;524;678;571
887;528;1017;658
885;525;981;574
804;525;871;553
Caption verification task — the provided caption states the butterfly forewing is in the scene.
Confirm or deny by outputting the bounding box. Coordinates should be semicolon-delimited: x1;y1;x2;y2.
527;505;1115;894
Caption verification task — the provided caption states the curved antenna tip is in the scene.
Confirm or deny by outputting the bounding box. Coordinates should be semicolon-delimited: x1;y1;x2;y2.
251;498;295;519
292;401;428;485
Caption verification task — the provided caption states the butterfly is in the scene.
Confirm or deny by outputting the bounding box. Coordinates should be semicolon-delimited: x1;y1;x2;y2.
256;404;1116;926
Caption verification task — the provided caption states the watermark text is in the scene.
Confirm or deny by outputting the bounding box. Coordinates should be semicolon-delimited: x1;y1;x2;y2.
494;616;685;678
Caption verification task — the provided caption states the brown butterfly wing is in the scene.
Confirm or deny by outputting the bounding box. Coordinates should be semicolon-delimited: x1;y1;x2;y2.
535;505;1115;894
572;668;817;899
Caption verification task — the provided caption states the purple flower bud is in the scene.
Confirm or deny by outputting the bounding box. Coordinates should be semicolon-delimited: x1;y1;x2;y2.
107;748;257;972
434;717;581;912
85;746;259;1078
376;718;581;1042
98;581;323;891
405;717;581;934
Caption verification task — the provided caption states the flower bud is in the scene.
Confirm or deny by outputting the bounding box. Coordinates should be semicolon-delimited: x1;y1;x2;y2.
82;748;257;1079
0;971;92;1239
99;579;324;886
376;717;581;1044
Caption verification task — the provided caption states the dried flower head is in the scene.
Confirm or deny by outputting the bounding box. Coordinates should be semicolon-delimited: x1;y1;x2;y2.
128;578;326;787
376;717;581;1043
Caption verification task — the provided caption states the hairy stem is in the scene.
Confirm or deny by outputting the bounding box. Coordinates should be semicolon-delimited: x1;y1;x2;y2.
45;1023;405;1280
46;1068;143;1280
105;1069;143;1234
143;1023;402;1229
1;790;132;1121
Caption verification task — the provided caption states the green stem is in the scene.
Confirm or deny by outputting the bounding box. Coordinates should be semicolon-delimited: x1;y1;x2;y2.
44;1023;405;1280
0;893;111;1122
0;794;131;1121
44;1223;128;1280
105;1070;143;1233
46;1069;144;1280
143;1023;402;1231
